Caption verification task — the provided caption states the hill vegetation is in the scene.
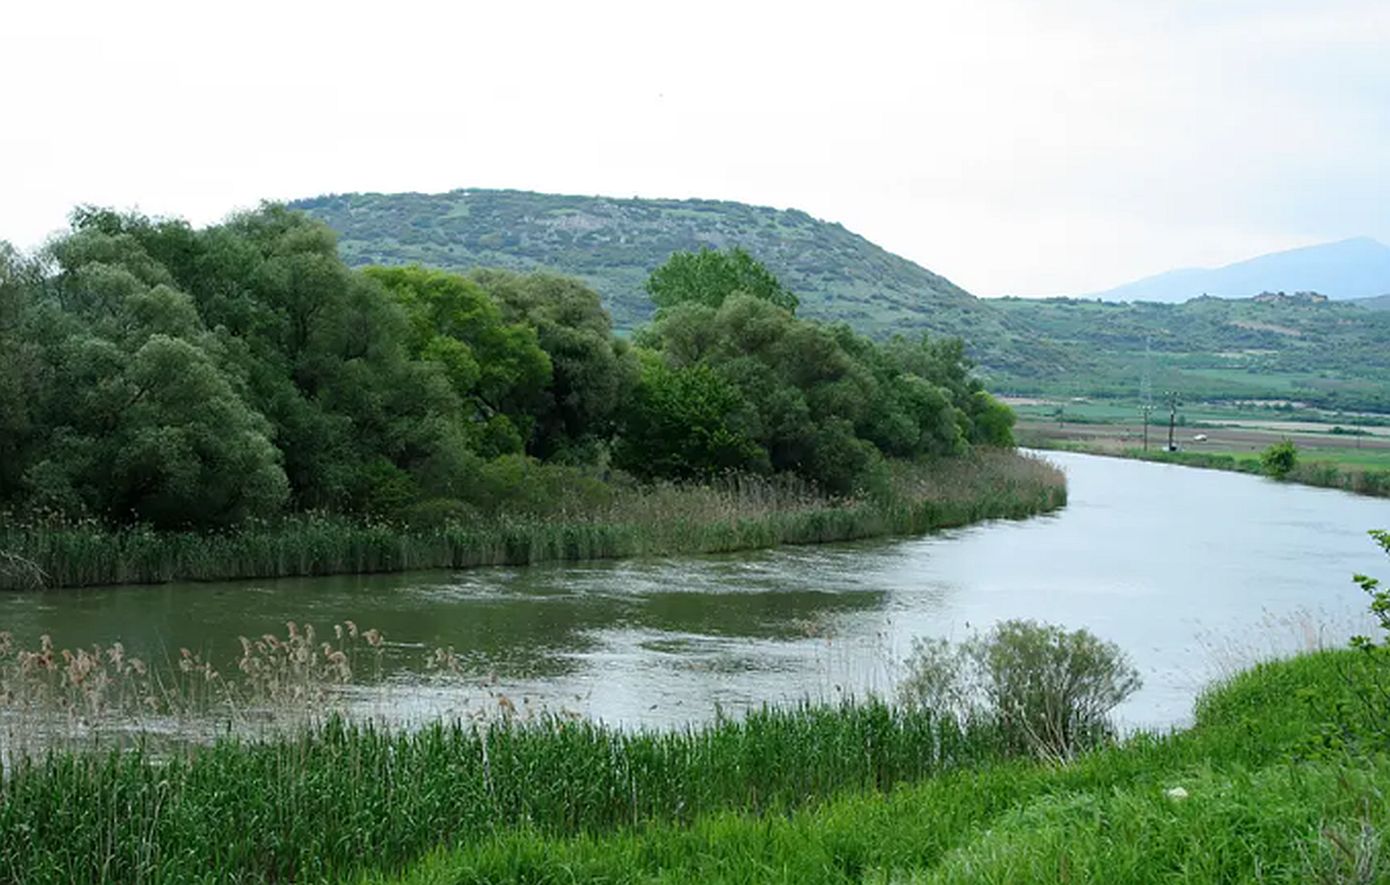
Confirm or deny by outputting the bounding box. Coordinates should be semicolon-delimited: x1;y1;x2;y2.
294;189;1390;414
992;292;1390;412
290;189;1004;339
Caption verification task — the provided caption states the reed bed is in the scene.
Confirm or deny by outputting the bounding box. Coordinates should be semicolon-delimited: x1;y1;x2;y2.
0;451;1066;590
0;621;386;738
0;700;1014;884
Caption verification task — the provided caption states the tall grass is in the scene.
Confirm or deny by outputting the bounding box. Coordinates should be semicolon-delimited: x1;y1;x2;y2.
0;450;1065;589
0;701;1012;884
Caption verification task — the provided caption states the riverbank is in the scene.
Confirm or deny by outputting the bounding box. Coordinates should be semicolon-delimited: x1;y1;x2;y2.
379;651;1387;884
1019;424;1390;498
1;648;1381;883
0;450;1065;590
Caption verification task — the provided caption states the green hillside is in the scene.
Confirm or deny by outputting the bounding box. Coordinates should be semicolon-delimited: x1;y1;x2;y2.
992;292;1390;411
291;189;998;337
292;190;1390;412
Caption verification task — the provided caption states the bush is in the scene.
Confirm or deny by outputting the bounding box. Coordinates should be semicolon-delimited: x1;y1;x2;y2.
899;619;1141;761
1349;529;1390;748
1260;439;1298;479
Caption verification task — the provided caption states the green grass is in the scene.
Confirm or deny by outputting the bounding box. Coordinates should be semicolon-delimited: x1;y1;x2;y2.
0;451;1066;589
376;651;1390;885
1;647;1385;883
1025;436;1390;499
1301;447;1390;471
1011;397;1390;431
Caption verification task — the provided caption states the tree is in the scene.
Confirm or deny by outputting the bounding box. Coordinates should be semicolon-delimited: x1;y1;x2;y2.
968;391;1017;447
0;243;40;502
22;230;291;527
101;335;290;526
469;269;638;460
364;266;552;456
615;358;766;480
645;247;798;313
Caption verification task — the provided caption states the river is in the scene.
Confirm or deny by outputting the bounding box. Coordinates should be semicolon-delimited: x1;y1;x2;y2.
2;452;1386;731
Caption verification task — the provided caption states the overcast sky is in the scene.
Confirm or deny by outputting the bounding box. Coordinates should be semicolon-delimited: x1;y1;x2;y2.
4;0;1388;296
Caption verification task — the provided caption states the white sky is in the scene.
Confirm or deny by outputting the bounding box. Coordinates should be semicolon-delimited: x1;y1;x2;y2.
3;0;1388;296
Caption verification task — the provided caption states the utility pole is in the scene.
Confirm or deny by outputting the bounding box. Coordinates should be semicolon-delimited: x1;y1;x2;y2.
1164;391;1181;452
1139;337;1154;451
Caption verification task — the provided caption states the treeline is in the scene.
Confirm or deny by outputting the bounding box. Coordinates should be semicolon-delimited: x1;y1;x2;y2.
0;206;1013;532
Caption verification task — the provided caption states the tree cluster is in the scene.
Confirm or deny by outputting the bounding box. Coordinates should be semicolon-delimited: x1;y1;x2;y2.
0;211;1011;529
620;248;1014;493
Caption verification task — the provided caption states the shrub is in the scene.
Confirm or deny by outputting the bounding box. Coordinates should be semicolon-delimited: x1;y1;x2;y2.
899;619;1141;761
1349;529;1390;748
1260;438;1298;479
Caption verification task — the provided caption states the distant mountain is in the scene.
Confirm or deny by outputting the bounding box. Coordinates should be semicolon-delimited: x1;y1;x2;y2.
1355;293;1390;311
1084;237;1390;303
291;189;1000;338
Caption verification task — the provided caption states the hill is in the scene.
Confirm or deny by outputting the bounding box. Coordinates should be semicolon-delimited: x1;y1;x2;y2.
991;293;1390;411
1355;293;1390;311
1084;237;1390;303
292;189;1390;412
291;189;1001;338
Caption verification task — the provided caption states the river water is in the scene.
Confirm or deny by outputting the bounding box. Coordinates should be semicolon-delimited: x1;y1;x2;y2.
2;452;1386;731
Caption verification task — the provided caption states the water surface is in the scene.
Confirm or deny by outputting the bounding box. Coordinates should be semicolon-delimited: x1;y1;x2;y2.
2;452;1385;730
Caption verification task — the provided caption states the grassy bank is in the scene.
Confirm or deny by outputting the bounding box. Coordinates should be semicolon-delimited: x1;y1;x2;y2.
1024;433;1390;498
0;450;1065;590
1;649;1383;883
380;650;1389;884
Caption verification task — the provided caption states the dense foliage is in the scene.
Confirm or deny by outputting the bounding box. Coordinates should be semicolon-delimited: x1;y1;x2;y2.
0;209;1011;530
624;283;1013;492
645;245;798;313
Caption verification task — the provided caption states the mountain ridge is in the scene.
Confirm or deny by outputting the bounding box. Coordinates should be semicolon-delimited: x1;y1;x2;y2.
290;188;997;338
1083;237;1390;303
